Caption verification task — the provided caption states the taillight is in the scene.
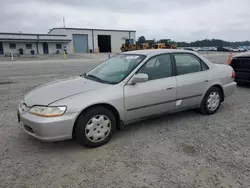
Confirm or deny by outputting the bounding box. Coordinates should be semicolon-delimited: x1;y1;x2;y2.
232;70;236;79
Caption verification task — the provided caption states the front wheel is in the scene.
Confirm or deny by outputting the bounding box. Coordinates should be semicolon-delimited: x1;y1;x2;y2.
199;87;222;115
75;107;116;148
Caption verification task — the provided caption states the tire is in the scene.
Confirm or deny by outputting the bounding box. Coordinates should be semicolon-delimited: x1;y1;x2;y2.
75;106;116;148
199;87;222;115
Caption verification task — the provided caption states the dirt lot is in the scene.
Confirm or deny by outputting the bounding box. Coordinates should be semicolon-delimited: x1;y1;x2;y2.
0;53;250;188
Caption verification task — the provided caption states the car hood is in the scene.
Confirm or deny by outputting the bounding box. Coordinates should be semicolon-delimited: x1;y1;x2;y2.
24;76;107;106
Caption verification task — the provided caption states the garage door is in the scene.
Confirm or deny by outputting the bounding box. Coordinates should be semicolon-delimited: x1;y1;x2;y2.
73;34;88;53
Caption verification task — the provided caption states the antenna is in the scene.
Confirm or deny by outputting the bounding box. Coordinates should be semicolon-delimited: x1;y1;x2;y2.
63;16;66;28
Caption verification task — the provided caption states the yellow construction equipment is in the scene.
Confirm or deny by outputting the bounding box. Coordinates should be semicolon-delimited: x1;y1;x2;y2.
155;39;177;49
120;39;176;52
120;39;138;52
140;43;150;50
139;40;155;50
154;43;166;49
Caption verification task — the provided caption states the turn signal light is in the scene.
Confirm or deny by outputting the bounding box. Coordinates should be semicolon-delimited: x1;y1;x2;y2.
232;70;236;79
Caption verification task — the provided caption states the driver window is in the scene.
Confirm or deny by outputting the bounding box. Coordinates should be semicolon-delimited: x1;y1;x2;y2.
138;54;172;80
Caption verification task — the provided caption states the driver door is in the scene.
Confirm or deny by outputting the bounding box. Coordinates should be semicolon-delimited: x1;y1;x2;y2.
124;54;177;121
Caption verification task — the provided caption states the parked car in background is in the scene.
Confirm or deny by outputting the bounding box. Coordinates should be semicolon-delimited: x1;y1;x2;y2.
231;48;240;52
230;51;250;85
183;47;195;51
196;47;202;51
238;47;247;52
17;49;236;147
217;47;230;52
210;47;217;51
203;47;210;51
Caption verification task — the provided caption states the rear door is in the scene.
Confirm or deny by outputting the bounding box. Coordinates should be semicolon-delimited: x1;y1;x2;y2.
173;53;211;109
124;54;177;121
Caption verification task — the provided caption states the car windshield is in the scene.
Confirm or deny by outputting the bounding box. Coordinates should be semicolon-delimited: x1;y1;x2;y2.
83;54;146;84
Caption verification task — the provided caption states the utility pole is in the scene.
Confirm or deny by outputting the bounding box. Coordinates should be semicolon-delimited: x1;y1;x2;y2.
63;16;65;28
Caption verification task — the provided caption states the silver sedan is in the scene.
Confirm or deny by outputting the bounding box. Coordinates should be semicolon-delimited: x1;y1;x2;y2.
17;49;236;147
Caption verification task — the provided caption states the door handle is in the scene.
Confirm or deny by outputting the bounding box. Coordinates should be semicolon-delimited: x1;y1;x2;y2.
166;86;174;90
204;80;209;82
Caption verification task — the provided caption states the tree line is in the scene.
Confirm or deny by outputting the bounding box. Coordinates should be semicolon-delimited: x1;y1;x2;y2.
137;36;250;47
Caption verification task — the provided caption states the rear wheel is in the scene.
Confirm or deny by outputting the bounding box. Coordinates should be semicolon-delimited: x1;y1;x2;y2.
75;107;116;148
199;87;222;115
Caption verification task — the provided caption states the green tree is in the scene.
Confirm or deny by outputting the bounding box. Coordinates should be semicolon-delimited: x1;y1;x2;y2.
138;36;146;44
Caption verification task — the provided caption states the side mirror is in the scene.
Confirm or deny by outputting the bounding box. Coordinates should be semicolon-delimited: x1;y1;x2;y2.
130;73;148;84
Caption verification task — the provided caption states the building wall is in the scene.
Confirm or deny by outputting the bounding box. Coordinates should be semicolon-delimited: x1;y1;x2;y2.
1;42;37;54
37;42;68;54
49;28;136;53
38;43;44;54
0;41;68;55
49;29;92;53
93;30;136;53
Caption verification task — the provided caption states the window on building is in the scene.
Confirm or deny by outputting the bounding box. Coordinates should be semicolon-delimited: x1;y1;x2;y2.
9;43;16;49
26;44;32;49
56;44;62;49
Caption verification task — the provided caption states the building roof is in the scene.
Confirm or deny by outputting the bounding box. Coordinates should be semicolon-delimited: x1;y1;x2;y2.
0;32;67;37
48;27;136;34
0;32;71;42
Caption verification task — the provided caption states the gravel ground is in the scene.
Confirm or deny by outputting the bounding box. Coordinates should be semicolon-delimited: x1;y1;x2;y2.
0;54;250;188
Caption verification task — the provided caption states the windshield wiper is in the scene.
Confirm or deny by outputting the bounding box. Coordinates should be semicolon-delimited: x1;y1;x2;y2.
82;73;116;84
86;74;102;81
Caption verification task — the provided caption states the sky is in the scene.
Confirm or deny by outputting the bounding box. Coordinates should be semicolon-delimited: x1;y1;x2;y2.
1;0;250;42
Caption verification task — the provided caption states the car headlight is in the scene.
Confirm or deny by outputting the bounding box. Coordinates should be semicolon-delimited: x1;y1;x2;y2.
29;106;67;117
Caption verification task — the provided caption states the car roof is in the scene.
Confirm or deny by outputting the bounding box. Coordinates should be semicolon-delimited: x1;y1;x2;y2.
120;49;196;56
234;51;250;58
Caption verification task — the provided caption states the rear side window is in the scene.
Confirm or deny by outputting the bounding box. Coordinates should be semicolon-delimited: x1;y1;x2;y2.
174;53;202;75
241;59;250;70
201;61;209;70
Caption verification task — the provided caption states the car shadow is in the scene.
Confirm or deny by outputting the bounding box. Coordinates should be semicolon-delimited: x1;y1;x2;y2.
128;110;195;127
20;135;84;152
17;106;228;153
112;109;201;140
16;110;197;153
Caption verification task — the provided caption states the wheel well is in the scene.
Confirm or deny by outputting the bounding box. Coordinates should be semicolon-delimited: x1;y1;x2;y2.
212;85;224;102
72;104;121;138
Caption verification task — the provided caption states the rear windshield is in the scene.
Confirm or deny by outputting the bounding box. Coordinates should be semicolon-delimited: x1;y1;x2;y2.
231;57;250;70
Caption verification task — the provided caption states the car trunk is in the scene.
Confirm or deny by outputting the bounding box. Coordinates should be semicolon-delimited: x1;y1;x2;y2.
231;56;250;82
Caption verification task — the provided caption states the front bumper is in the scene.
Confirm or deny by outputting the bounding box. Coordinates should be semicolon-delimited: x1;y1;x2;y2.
18;109;78;142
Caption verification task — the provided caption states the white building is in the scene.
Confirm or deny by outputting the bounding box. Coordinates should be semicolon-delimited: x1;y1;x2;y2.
49;27;136;53
0;33;71;55
0;27;136;55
